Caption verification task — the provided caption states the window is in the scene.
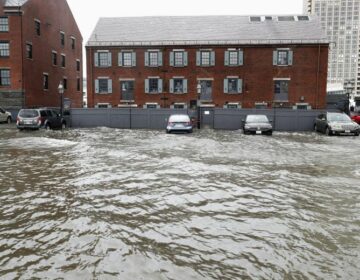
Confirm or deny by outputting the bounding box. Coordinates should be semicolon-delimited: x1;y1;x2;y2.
225;50;243;66
76;60;80;71
63;78;67;90
95;78;112;94
274;80;289;101
170;51;188;67
35;20;40;36
197;50;215;66
26;43;32;59
96;103;111;108
52;52;57;65
123;52;132;66
145;50;162;67
172;103;187;109
224;78;242;94
273;49;293;66
174;52;184;66
95;51;111;67
0;17;9;32
229;51;238;65
71;37;76;50
61;55;66;67
225;103;241;109
121;80;134;100
77;78;81;91
170;78;188;94
0;42;10;57
144;103;159;109
149;52;158;66
0;69;10;86
43;74;49;90
145;78;162;94
60;32;65;46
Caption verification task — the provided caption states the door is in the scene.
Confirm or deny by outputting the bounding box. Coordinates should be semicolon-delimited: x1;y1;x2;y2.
200;107;214;129
121;81;134;101
274;80;289;102
200;81;212;101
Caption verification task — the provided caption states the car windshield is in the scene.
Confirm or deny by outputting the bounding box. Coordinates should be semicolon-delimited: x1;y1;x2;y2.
328;114;351;122
246;115;269;123
169;115;190;122
19;109;39;118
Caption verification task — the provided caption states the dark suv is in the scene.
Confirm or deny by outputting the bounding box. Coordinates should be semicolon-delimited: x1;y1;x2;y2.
16;108;66;130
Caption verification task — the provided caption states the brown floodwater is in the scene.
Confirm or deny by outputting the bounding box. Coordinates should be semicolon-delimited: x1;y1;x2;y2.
0;126;360;279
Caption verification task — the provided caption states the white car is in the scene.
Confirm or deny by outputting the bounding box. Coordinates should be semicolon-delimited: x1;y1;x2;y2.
166;114;193;133
0;107;12;124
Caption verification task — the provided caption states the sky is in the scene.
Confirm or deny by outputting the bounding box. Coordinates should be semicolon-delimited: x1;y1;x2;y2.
66;0;304;44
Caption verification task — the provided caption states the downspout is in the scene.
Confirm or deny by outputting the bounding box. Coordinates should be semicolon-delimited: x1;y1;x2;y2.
315;44;321;109
20;6;25;108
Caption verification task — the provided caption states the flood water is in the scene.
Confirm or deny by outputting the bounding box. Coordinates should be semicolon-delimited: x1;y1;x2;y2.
0;126;360;279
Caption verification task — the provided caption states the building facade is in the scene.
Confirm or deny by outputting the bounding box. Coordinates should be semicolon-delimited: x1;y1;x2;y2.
86;16;328;110
304;0;360;96
0;0;83;109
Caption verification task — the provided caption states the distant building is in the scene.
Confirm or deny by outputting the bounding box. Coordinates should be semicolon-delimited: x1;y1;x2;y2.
304;0;360;96
0;0;83;109
86;15;328;110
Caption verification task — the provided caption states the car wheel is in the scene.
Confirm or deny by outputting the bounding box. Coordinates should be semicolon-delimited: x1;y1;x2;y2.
325;127;332;136
314;124;318;132
355;132;359;136
61;122;66;129
6;117;11;124
268;130;273;136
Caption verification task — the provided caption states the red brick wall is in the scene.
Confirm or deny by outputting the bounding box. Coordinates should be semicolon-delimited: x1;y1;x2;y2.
1;0;83;108
86;45;328;109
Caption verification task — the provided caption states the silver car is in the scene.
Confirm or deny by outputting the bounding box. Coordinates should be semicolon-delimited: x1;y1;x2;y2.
0;107;12;124
166;114;193;133
314;112;360;136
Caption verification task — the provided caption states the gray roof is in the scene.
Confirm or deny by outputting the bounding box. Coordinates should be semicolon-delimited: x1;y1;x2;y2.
4;0;29;7
87;15;328;47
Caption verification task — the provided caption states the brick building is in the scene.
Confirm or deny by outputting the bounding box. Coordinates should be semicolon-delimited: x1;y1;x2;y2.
86;16;328;110
0;0;83;109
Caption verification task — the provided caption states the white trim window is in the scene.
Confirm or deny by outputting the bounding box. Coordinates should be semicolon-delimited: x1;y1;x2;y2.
293;103;311;110
144;103;160;109
224;103;241;109
0;42;10;57
171;103;187;109
224;49;244;66
145;50;162;67
196;50;215;66
223;77;243;94
43;73;49;90
95;78;113;94
169;50;188;67
95;103;112;108
273;49;293;66
118;51;136;67
145;78;162;94
0;17;9;32
0;69;10;86
94;51;112;67
169;78;188;94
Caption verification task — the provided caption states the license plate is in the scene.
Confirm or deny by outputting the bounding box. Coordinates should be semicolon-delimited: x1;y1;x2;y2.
25;121;32;124
345;130;350;133
256;131;262;135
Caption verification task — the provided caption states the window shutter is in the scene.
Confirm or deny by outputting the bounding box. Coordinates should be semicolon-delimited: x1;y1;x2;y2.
145;52;149;66
224;51;229;66
196;51;200;66
238;50;244;65
224;79;228;93
169;79;174;93
210;51;215;66
108;79;112;93
288;50;293;65
273;51;278;65
158;52;163;66
237;79;243;93
158;79;163;93
183;79;188;93
95;79;99;93
169;52;174;66
184;52;188;66
118;53;123;66
132;52;136;66
94;53;99;67
107;52;112;66
145;79;149;93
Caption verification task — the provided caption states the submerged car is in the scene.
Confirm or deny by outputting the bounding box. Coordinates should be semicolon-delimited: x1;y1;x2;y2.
16;108;66;130
166;114;193;133
0;107;12;124
243;114;272;135
314;112;360;136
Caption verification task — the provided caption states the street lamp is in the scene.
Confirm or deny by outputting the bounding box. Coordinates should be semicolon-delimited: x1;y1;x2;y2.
196;82;202;129
58;82;64;118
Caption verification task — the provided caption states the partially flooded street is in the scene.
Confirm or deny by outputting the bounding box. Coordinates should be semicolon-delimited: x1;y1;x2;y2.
1;127;360;279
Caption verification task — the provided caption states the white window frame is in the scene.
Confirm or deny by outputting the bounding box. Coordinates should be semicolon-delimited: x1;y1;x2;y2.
143;102;160;109
95;103;112;108
224;102;241;109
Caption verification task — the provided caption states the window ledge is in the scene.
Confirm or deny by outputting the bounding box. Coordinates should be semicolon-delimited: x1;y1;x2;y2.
225;92;242;95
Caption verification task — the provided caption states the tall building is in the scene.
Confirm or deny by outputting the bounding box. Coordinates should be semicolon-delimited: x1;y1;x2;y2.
86;16;328;110
304;0;360;96
0;0;83;109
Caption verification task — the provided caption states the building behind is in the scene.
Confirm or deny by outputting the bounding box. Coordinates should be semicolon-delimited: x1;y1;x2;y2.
304;0;360;96
0;0;83;109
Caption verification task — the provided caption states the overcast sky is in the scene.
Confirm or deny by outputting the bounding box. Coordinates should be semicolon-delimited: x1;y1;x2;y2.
67;0;304;44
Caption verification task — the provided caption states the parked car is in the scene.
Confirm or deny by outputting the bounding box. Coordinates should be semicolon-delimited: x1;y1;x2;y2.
166;114;193;133
351;115;360;125
16;108;66;130
314;112;360;136
0;107;12;124
243;114;273;135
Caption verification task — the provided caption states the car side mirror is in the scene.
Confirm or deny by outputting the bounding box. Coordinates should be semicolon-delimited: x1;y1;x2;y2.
241;119;245;122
